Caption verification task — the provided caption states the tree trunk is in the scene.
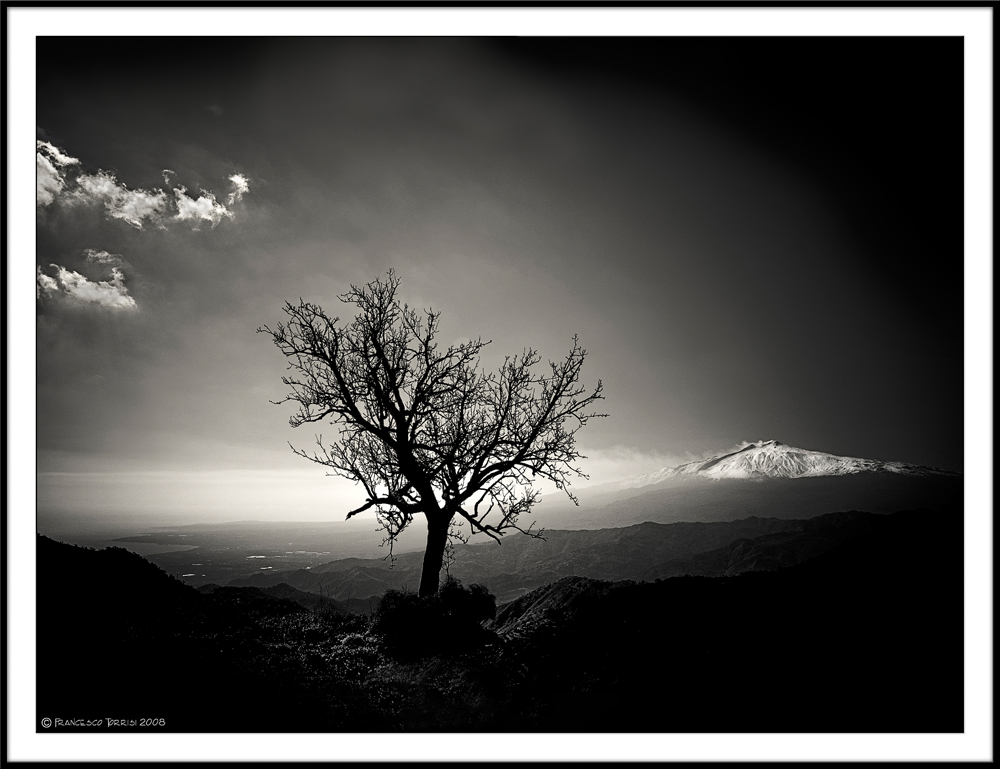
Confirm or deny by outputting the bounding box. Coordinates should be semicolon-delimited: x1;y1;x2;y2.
418;515;450;597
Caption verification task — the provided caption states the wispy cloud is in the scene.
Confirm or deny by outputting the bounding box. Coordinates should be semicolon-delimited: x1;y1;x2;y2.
162;169;176;185
573;445;702;486
227;174;250;205
74;172;169;229
37;264;138;310
173;186;233;227
83;249;123;265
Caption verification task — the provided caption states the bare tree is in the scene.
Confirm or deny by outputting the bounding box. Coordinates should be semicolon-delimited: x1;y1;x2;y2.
258;272;605;597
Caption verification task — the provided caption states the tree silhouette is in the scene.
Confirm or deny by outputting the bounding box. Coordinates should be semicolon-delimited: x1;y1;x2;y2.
259;272;605;596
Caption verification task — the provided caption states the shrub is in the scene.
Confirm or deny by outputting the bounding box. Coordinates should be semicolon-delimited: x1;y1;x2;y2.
370;577;499;662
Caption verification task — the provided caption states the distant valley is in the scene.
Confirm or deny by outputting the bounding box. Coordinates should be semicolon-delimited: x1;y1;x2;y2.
227;509;941;604
106;520;426;588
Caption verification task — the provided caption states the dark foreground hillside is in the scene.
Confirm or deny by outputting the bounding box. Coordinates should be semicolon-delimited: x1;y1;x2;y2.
36;509;962;733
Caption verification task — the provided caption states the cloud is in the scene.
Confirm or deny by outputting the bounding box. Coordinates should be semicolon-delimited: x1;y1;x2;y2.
173;186;233;227
36;266;59;298
730;440;772;452
75;172;169;229
38;140;81;168
37;264;138;310
37;153;65;206
36;140;80;206
226;174;250;205
573;445;701;486
36;134;250;229
83;249;123;265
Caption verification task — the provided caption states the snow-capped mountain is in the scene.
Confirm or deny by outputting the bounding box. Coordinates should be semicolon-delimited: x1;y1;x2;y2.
612;440;958;489
537;440;962;531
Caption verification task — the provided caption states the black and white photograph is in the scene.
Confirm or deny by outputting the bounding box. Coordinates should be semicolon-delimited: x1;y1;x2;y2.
7;6;992;764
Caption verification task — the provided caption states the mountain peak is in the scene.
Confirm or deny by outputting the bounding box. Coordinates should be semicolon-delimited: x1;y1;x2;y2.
742;440;783;450
606;441;958;491
685;441;958;481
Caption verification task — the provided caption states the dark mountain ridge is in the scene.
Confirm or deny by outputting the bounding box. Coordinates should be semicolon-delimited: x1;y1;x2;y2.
536;471;962;530
486;508;962;732
228;509;934;603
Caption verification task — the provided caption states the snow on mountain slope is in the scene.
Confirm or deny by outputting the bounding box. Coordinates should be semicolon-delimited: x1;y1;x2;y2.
612;441;958;488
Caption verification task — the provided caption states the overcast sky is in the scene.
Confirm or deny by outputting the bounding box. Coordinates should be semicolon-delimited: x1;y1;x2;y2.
34;36;966;527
